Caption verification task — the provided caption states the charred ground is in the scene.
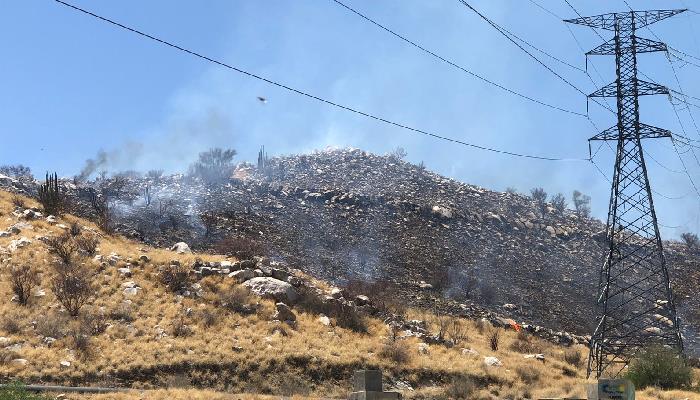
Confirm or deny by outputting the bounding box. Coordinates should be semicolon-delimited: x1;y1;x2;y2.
3;148;699;354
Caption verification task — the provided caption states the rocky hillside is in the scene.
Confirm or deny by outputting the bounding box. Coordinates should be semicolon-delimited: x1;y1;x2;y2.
2;148;699;355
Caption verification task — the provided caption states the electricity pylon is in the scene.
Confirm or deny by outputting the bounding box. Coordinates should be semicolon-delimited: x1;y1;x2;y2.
565;9;686;378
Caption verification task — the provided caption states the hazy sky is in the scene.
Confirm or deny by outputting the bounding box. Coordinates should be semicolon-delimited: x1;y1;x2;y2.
2;0;700;237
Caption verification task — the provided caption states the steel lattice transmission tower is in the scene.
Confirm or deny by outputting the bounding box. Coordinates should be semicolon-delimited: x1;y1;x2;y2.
565;9;686;378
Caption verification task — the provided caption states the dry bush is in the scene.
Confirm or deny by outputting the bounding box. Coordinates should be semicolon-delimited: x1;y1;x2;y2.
489;329;500;351
36;312;69;338
1;313;23;335
564;349;583;367
508;331;543;354
515;365;540;384
9;264;39;306
218;285;257;315
109;302;134;322
213;236;265;260
197;308;219;328
51;263;94;317
80;308;108;336
46;234;78;264
435;315;450;342
74;234;99;257
475;318;487;335
442;377;476;400
334;302;368;334
10;194;25;209
447;318;468;346
170;316;193;338
378;339;411;364
69;326;93;358
69;222;82;237
160;264;191;292
0;349;20;365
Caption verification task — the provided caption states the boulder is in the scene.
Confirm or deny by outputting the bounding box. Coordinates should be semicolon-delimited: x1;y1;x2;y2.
318;315;331;326
243;277;299;304
0;231;10;238
229;269;255;282
355;295;370;306
483;356;502;367
8;237;31;252
171;242;192;254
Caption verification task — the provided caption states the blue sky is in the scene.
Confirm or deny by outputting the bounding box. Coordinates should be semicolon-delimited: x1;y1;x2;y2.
1;0;700;238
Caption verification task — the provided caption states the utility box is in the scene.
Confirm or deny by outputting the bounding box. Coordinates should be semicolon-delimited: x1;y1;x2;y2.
586;379;635;400
349;370;401;400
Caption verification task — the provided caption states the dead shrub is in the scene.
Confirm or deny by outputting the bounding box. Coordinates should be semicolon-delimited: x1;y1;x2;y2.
213;236;265;260
379;340;412;364
218;285;257;315
335;302;368;334
52;263;94;317
109;302;134;322
46;234;78;264
515;365;540;384
170;316;192;338
74;234;99;257
10;195;25;209
69;222;82;237
160;264;190;292
443;377;476;400
36;312;69;338
447;318;468;346
275;372;311;397
508;332;543;354
489;329;500;351
1;313;23;335
69;326;93;358
197;308;219;328
562;366;577;377
9;265;39;306
0;349;20;365
80;309;108;336
564;349;583;367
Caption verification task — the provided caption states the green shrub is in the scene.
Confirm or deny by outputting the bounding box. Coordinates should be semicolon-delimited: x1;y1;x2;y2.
0;382;49;400
625;346;693;390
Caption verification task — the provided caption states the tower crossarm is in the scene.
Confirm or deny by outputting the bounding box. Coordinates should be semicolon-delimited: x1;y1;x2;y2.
587;37;668;56
565;9;686;30
589;80;669;98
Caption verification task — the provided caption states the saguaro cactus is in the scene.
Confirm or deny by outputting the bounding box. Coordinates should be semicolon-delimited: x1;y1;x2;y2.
38;172;62;216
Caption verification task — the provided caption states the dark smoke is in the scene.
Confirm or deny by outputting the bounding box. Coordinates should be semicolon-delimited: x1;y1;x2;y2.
76;150;108;182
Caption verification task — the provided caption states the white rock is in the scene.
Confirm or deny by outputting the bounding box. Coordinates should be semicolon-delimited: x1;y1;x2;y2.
484;356;502;367
8;237;31;252
243;277;299;304
0;231;10;237
462;348;479;356
417;343;430;354
46;215;57;224
318;315;331;326
355;295;370;306
171;242;192;254
229;269;255;282
10;358;28;367
524;354;545;361
60;360;71;368
503;303;518;311
118;268;132;277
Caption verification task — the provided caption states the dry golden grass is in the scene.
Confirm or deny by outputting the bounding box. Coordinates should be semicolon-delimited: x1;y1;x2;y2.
0;190;698;399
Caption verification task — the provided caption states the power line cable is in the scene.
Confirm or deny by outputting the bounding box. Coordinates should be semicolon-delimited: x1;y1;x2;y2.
52;0;587;162
329;0;585;116
455;0;615;115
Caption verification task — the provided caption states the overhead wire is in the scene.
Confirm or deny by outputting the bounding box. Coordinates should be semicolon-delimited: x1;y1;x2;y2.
329;0;585;116
52;0;589;162
454;0;616;115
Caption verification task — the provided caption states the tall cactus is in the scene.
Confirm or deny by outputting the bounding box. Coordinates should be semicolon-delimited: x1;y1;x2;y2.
38;172;62;216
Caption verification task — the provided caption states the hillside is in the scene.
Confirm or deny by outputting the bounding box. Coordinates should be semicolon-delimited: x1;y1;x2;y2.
0;189;698;399
4;148;697;355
